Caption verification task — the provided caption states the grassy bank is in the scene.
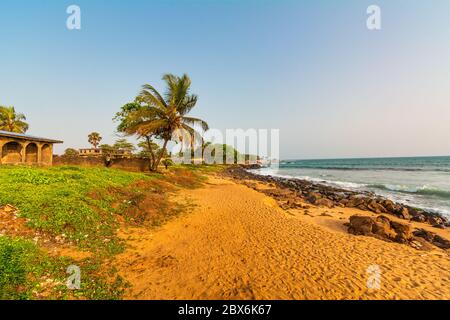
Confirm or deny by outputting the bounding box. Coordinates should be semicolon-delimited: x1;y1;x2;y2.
0;166;154;253
0;235;129;299
0;164;222;299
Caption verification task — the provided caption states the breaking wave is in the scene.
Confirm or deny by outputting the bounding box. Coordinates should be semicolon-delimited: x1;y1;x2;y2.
368;184;450;199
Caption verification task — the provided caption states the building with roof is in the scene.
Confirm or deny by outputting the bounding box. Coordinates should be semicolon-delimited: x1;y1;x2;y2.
79;148;103;157
0;131;63;165
78;148;132;158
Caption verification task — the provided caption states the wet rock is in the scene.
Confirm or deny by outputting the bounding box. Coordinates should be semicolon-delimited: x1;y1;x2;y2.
306;192;322;204
347;215;412;244
346;196;366;208
371;215;398;239
390;221;413;243
412;229;434;242
367;200;387;214
382;200;396;213
413;229;450;250
398;207;411;220
410;238;434;251
347;216;374;236
433;235;450;249
240;164;262;170
315;198;335;208
411;212;427;223
427;215;446;226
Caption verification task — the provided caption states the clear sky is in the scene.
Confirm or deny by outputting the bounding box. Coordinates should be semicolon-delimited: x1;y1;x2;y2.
1;0;449;159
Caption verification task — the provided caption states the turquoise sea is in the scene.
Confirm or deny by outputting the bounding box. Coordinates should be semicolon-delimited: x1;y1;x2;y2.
252;156;450;218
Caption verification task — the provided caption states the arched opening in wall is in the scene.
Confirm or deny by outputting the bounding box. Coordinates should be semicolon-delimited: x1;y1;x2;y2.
25;143;38;164
42;144;52;164
1;142;23;164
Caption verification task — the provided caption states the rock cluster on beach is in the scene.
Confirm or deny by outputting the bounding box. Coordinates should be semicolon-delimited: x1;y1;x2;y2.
346;215;450;250
224;165;450;250
226;165;449;229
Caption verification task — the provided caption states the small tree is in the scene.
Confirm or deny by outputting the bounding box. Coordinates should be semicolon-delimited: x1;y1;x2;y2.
99;144;115;156
114;102;159;170
64;148;78;157
161;158;174;170
113;139;135;154
137;140;159;158
88;132;102;150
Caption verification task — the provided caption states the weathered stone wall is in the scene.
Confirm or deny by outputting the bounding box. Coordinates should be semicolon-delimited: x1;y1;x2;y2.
53;155;150;172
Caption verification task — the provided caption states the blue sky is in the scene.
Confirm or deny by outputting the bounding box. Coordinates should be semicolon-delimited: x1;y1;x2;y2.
1;0;449;159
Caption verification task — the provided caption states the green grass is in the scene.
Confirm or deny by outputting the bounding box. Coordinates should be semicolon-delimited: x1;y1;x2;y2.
0;164;221;299
0;166;153;252
0;236;39;299
0;166;152;299
0;235;128;300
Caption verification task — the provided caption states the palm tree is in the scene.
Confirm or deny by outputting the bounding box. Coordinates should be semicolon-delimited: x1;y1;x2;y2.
88;132;102;150
0;106;29;133
124;74;209;171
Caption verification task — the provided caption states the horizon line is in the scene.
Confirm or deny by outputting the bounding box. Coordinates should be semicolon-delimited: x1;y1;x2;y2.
281;155;450;162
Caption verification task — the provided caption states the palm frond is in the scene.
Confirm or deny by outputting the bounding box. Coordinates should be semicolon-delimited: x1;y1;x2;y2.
178;94;198;115
128;106;164;121
0;106;29;133
182;116;209;131
138;87;167;110
141;84;167;107
127;119;169;137
162;74;178;104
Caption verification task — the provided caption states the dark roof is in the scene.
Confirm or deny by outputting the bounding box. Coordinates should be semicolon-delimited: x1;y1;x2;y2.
0;130;63;144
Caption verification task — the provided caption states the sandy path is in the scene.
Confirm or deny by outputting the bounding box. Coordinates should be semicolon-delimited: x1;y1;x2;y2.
116;176;450;300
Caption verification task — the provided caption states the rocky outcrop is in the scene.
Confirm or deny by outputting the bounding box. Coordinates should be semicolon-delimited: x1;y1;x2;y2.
347;215;412;244
347;215;449;250
224;166;449;229
413;229;450;250
240;164;263;170
305;192;334;208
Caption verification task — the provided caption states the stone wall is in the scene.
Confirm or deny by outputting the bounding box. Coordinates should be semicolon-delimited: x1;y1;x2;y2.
53;155;150;172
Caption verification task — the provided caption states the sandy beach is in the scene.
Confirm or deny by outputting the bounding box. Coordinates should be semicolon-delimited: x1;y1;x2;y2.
116;173;450;300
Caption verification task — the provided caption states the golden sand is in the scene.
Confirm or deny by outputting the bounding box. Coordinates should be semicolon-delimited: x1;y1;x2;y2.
116;176;450;300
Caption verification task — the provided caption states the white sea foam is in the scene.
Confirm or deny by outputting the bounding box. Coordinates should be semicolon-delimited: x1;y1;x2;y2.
248;168;450;219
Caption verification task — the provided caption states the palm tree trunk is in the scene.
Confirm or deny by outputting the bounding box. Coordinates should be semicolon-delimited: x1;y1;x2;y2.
190;134;195;165
146;136;156;171
153;138;169;171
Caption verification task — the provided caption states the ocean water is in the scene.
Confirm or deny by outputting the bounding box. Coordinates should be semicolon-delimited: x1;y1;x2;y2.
251;156;450;218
